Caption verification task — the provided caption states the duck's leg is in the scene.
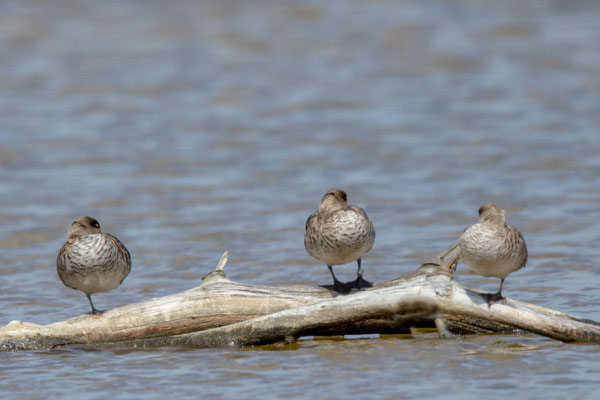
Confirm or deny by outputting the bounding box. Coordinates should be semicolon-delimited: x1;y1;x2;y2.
487;278;505;305
328;265;350;294
353;258;372;289
86;293;101;314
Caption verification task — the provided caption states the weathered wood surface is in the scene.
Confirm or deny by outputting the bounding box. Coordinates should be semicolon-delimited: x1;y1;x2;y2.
2;249;600;352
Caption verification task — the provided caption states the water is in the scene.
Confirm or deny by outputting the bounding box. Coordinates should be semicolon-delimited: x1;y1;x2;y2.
1;0;600;398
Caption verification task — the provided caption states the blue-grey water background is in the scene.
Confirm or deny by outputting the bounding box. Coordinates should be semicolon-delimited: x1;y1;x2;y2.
1;0;600;398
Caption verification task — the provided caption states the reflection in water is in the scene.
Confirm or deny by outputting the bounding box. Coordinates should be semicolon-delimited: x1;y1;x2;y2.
1;0;600;398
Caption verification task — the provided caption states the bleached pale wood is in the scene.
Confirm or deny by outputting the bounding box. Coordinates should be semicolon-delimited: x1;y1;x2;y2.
1;249;600;352
128;268;600;349
0;253;334;351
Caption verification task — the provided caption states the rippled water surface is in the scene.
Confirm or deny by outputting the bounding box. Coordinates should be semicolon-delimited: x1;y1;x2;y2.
1;0;600;398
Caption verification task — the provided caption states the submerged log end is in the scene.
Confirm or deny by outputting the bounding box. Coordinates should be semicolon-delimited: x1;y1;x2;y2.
0;320;42;334
434;316;454;338
0;320;51;352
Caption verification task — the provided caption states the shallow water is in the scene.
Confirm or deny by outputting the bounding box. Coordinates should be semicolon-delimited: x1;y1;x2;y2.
1;0;600;398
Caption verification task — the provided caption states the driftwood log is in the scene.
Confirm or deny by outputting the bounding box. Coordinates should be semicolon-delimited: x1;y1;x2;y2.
2;245;600;352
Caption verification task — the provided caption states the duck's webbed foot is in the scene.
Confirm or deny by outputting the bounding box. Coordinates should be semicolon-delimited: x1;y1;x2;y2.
332;278;352;294
352;272;372;289
486;291;504;306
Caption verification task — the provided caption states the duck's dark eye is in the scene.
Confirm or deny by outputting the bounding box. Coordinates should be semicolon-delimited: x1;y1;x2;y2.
341;192;347;202
478;206;484;215
91;221;100;228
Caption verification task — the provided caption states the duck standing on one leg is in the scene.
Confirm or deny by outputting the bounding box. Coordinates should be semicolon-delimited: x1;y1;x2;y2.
459;203;527;304
304;189;375;293
57;216;131;314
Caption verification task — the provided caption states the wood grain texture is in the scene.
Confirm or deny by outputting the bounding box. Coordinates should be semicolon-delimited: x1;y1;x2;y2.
2;249;599;352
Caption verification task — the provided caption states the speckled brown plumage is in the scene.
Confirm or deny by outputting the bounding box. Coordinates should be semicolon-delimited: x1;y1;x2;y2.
459;203;527;302
56;216;131;314
304;189;375;291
